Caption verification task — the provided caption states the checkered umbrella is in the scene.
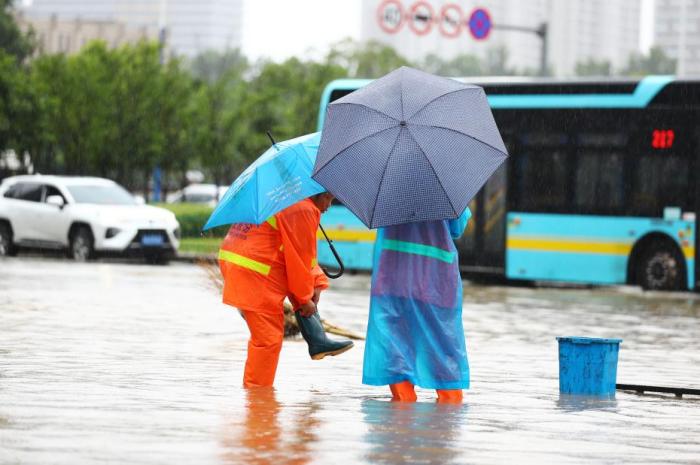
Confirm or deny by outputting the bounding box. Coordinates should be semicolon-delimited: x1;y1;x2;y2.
312;66;508;229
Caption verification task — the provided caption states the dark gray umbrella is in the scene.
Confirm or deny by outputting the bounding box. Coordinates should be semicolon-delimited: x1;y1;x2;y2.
312;66;508;229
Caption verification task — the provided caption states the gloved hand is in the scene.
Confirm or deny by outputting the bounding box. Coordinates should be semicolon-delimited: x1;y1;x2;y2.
298;301;317;317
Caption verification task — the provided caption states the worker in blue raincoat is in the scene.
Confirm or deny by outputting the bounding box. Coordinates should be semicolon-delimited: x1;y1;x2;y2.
362;208;472;403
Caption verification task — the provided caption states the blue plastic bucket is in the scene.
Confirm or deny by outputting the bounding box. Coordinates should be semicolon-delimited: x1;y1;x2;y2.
556;337;622;397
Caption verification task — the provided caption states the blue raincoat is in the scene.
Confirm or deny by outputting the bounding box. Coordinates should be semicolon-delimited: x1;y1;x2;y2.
362;208;471;390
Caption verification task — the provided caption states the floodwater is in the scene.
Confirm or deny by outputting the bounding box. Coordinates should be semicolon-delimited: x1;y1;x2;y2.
1;257;699;465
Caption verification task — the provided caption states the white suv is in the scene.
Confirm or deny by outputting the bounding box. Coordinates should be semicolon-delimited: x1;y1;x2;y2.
0;175;180;262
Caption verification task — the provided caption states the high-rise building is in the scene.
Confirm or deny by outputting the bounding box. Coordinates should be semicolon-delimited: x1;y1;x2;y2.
363;0;641;77
19;0;244;57
15;12;158;55
655;0;700;76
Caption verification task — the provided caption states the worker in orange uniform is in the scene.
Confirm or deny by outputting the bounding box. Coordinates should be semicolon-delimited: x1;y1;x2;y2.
218;192;354;388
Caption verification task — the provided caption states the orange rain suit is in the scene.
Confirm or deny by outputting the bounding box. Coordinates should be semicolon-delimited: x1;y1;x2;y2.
218;198;329;387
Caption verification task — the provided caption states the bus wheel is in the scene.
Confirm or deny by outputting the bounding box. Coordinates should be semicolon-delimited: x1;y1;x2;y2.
637;246;684;291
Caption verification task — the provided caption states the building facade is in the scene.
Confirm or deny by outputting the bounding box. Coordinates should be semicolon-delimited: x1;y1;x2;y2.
15;11;158;55
655;0;700;76
18;0;243;57
363;0;641;77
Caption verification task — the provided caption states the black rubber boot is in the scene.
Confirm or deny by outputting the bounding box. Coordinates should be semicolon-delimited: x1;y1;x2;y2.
295;311;354;360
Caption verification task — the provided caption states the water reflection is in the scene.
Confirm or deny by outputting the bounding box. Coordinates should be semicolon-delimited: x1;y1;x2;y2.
556;394;618;412
362;399;468;465
221;388;320;465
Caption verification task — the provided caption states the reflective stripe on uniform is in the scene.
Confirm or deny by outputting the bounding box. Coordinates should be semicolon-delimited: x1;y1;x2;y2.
381;239;455;264
218;249;271;275
266;217;278;229
311;258;318;268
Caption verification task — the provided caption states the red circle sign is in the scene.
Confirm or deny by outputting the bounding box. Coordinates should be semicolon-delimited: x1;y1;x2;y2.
439;3;463;38
377;0;404;34
408;1;434;36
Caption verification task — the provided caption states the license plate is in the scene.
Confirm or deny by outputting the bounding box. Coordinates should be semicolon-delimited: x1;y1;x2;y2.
141;234;164;246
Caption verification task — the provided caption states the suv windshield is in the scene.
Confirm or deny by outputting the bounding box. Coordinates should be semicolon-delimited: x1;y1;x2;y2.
67;184;136;205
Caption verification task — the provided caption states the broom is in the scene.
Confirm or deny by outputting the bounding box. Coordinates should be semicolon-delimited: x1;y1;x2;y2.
198;260;364;340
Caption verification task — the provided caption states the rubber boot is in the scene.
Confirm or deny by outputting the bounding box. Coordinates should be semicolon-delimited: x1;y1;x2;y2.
390;381;417;402
436;389;463;404
295;310;354;360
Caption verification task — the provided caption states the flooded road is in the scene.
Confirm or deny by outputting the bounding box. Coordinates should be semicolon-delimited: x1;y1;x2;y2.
1;257;699;464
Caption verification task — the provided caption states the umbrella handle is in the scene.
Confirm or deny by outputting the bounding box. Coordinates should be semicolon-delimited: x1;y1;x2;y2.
318;224;344;279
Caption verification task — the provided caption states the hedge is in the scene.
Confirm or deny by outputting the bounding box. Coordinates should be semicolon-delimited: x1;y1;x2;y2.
156;203;228;238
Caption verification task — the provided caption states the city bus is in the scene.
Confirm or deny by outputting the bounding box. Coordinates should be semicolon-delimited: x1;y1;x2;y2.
315;76;700;291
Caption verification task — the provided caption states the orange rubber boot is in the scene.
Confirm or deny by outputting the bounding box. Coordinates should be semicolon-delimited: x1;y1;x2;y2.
436;389;463;403
242;310;285;388
389;381;417;402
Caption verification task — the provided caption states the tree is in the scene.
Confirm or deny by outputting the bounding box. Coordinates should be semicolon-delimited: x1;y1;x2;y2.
421;52;482;77
190;49;248;84
575;58;612;77
0;0;34;61
623;46;676;76
326;39;412;78
191;55;249;190
483;46;517;76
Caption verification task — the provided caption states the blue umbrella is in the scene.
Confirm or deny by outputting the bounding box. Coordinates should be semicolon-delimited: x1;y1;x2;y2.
203;132;325;230
312;66;508;229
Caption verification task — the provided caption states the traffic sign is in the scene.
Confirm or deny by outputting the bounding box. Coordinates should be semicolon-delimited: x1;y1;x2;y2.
408;1;434;36
438;3;463;38
468;7;492;40
377;0;404;34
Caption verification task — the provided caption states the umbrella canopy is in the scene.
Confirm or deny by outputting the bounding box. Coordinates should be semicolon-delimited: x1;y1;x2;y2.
203;132;324;230
312;66;508;229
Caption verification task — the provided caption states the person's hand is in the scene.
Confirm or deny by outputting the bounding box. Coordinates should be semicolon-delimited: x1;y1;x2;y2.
298;301;317;317
312;287;322;305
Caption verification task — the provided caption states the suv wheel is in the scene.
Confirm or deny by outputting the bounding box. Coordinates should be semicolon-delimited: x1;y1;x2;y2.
70;227;95;262
637;246;684;291
0;223;17;256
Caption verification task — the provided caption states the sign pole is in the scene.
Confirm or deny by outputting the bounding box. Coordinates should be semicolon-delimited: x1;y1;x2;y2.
492;21;549;76
537;22;548;76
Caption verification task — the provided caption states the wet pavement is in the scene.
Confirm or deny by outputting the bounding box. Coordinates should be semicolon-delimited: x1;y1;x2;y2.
1;257;699;464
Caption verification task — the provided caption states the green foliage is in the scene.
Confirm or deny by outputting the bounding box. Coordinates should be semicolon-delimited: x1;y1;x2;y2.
421;46;517;77
190;50;249;187
1;0;34;61
2;23;681;196
326;39;411;78
157;202;227;238
179;237;221;255
422;52;481;77
623;46;676;76
575;58;612;77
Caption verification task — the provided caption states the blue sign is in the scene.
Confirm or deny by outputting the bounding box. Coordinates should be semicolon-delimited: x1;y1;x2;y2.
468;8;491;40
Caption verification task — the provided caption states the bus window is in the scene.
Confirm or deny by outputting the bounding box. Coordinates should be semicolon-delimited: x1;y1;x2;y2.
511;131;571;213
514;149;570;212
575;151;625;213
629;155;690;217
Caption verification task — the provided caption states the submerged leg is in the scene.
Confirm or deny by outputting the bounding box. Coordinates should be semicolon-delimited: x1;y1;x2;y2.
436;389;463;404
242;310;285;388
390;380;417;402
